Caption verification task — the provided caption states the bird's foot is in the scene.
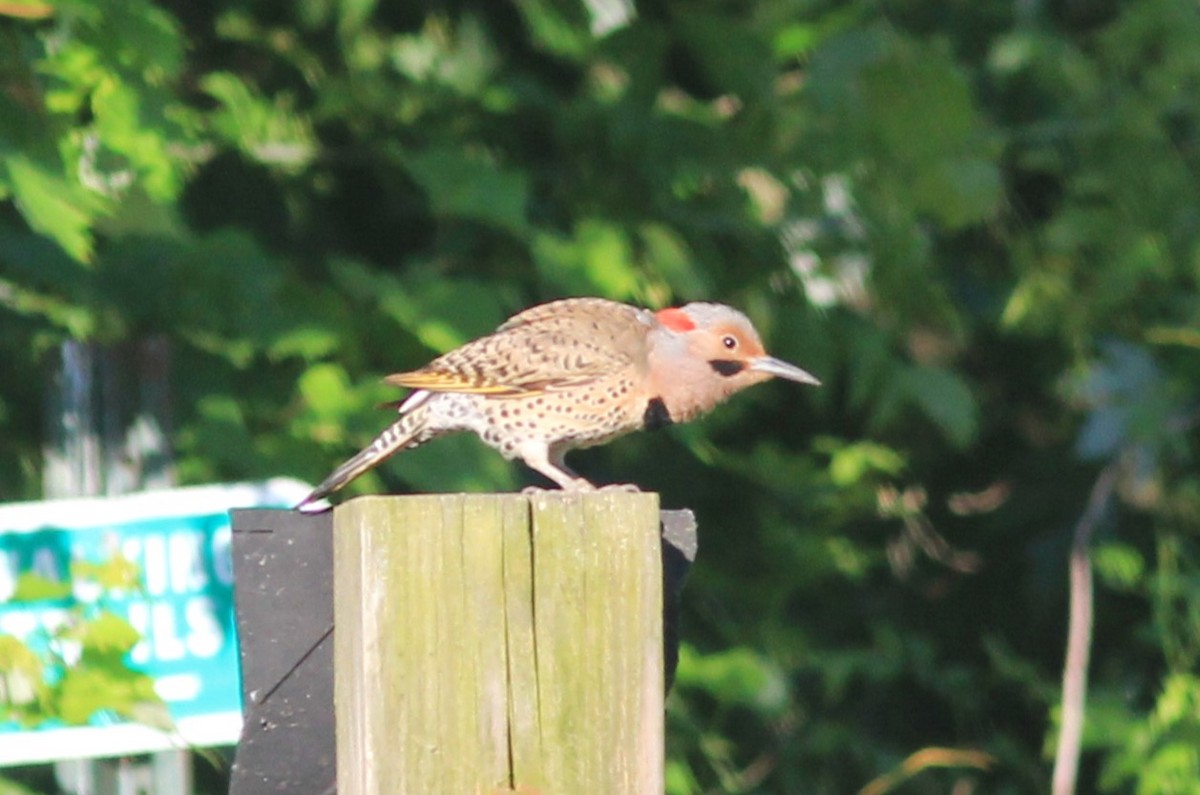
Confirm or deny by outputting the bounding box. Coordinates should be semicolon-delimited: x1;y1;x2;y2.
522;477;601;496
521;482;639;496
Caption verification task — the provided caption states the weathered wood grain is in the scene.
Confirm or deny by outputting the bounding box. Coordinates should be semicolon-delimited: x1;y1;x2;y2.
334;492;664;795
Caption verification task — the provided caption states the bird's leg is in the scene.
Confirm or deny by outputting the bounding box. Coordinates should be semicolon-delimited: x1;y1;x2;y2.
518;441;596;492
548;445;597;491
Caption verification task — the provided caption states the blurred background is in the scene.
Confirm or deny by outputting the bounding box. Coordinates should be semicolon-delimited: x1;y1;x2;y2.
2;0;1199;792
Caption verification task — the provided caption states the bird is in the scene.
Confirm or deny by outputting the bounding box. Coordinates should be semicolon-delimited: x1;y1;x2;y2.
297;297;819;507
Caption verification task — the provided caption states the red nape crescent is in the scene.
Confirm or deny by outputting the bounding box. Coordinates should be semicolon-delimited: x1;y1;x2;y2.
655;307;696;332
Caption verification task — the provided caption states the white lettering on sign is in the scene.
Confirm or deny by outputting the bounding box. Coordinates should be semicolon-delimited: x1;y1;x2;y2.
142;535;168;596
127;596;226;665
185;597;223;658
169;532;207;593
120;530;218;597
72;577;101;604
151;602;187;662
154;673;202;702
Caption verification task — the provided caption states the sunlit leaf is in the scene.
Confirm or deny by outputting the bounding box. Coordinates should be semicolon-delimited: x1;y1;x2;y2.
10;572;72;602
72;554;142;592
1094;543;1146;590
57;665;155;725
5;155;101;262
201;72;316;170
675;644;789;713
268;325;341;361
77;611;141;657
533;220;640;299
299;363;355;417
514;0;593;58
827;440;906;486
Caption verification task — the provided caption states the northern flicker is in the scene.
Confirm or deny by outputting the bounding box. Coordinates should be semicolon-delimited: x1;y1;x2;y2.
297;297;818;507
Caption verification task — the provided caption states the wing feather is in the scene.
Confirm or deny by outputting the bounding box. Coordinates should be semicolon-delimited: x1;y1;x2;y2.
383;371;524;395
383;298;652;397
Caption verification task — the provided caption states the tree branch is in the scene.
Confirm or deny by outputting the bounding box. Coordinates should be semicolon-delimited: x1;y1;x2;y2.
1051;463;1120;795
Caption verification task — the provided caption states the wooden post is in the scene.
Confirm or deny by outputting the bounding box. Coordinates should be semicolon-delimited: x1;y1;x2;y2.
334;492;665;795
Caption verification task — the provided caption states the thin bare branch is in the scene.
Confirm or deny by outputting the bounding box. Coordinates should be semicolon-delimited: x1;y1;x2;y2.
1051;463;1120;795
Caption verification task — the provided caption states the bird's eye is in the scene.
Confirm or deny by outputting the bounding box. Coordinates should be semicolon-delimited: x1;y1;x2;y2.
722;335;738;350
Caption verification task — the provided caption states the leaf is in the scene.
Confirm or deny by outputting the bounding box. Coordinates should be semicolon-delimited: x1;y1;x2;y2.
898;366;979;449
675;644;789;713
0;771;48;795
5;155;102;262
0;635;45;711
675;10;774;100
847;328;896;412
403;147;529;236
90;78;180;200
638;223;710;300
85;0;184;79
665;760;700;795
1001;269;1072;331
773;6;861;60
1094;543;1145;591
56;664;156;725
387;433;519;493
805;26;889;112
377;277;509;353
827;441;907;486
57;668;112;724
10;572;72;602
859;37;982;167
185;395;257;471
0;276;96;338
337;0;378;36
0;634;50;720
299;363;354;417
78;611;141;656
514;0;593;58
911;155;1002;229
72;554;142;592
268;325;341;361
532;220;641;299
200;72;315;170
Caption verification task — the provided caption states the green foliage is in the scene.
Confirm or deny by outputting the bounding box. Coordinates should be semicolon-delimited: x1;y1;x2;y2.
1;0;1199;792
1101;674;1200;794
0;554;167;731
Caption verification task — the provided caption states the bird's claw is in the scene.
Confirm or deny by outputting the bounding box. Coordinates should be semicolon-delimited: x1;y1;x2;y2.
521;481;638;496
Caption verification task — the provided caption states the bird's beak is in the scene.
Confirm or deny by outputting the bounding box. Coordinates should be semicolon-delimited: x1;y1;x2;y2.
750;356;821;386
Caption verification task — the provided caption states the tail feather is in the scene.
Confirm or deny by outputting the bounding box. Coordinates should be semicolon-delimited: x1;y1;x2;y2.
296;412;429;508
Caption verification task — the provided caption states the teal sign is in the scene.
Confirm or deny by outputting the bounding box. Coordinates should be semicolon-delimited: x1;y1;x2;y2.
0;480;310;764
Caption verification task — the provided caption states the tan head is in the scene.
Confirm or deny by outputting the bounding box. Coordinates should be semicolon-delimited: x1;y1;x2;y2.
646;303;820;424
